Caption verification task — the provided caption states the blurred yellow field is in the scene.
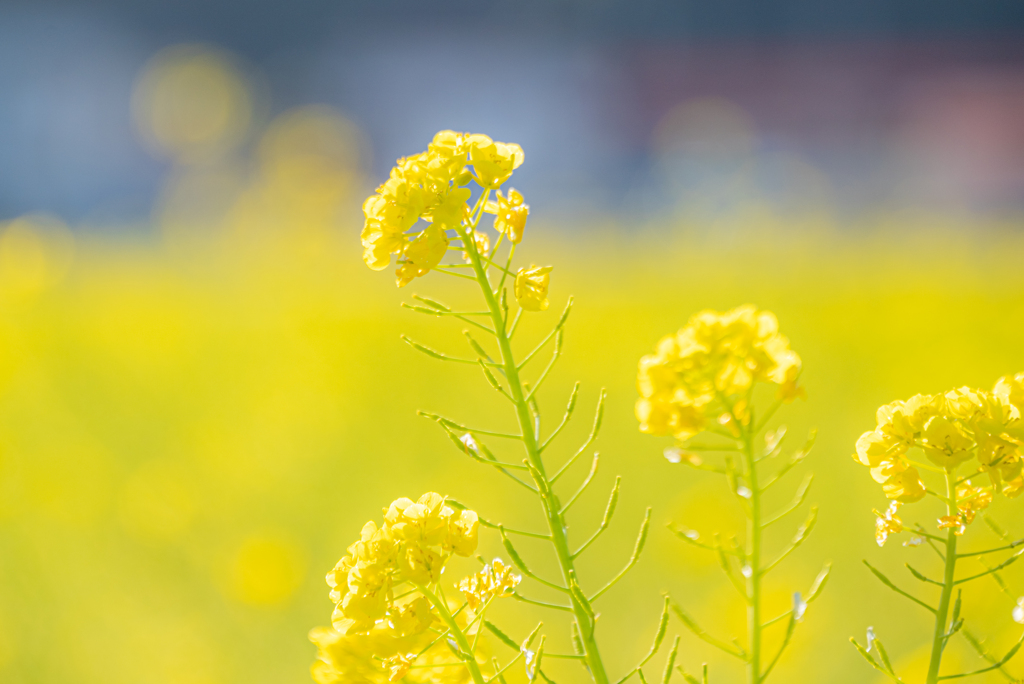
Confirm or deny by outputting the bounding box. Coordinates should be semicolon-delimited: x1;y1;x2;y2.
2;183;1024;683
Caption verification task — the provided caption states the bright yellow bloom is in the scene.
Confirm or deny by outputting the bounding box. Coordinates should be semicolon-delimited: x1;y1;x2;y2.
874;501;903;547
361;130;524;284
467;134;524;188
457;558;522;611
855;376;1024;537
635;305;803;441
514;264;552;312
326;493;479;636
487;188;529;243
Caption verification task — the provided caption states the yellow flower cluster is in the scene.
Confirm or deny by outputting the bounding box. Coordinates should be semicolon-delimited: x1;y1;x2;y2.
326;493;479;635
855;373;1024;531
457;558;522;611
309;612;482;684
360;131;526;287
636;305;803;440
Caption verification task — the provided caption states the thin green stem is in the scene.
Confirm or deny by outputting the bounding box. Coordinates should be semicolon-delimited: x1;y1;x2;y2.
458;223;610;684
926;471;960;684
742;422;763;684
416;585;487;684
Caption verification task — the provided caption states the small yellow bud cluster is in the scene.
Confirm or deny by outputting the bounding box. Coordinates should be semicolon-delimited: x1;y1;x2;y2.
457;558;522;611
326;492;479;635
360;130;528;287
855;373;1024;538
635;305;803;440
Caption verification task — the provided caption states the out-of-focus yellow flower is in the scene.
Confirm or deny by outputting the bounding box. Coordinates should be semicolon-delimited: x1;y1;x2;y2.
467;134;524;188
920;415;973;469
875;394;941;449
462;230;490;262
880;467;926;503
853;430;908;484
874;501;903;547
382;653;413;682
937;516;966;536
457;558;521;611
995;373;1024;412
514;264;552;312
310;616;482;684
635;305;803;441
396;225;450;287
956;481;993;525
486;188;529;243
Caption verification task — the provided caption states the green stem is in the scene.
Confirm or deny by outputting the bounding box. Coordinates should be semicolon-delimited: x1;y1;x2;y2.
416;585;488;684
926;471;959;684
742;423;763;684
458;223;611;684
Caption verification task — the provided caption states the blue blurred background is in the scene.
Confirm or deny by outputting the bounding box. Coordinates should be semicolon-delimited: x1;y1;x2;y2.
3;0;1024;225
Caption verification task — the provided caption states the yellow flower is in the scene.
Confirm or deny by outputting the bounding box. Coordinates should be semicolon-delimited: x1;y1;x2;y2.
467;134;524;188
382;653;413;682
920;415;974;468
881;467;926;503
487;188;529;243
396;225;449;287
874;501;903;547
853;430;909;483
310;614;483;684
995;372;1024;412
462;230;490;262
956;481;993;525
457;558;522;611
514;264;552;312
635;305;803;442
937;515;966;536
388;596;434;637
424;187;470;229
326;493;480;636
876;394;941;448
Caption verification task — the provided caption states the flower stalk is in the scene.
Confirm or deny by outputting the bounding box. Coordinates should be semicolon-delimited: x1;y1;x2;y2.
636;306;830;683
851;376;1024;683
458;203;614;684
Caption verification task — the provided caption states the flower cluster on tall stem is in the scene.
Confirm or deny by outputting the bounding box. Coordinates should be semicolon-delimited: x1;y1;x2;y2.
313;130;680;684
637;305;830;684
850;373;1024;684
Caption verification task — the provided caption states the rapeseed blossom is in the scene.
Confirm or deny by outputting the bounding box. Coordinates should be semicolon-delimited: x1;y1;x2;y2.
853;374;1024;532
310;493;481;681
309;613;482;684
514;264;552;311
486;188;529;243
360;130;531;288
457;558;521;611
635;304;803;440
